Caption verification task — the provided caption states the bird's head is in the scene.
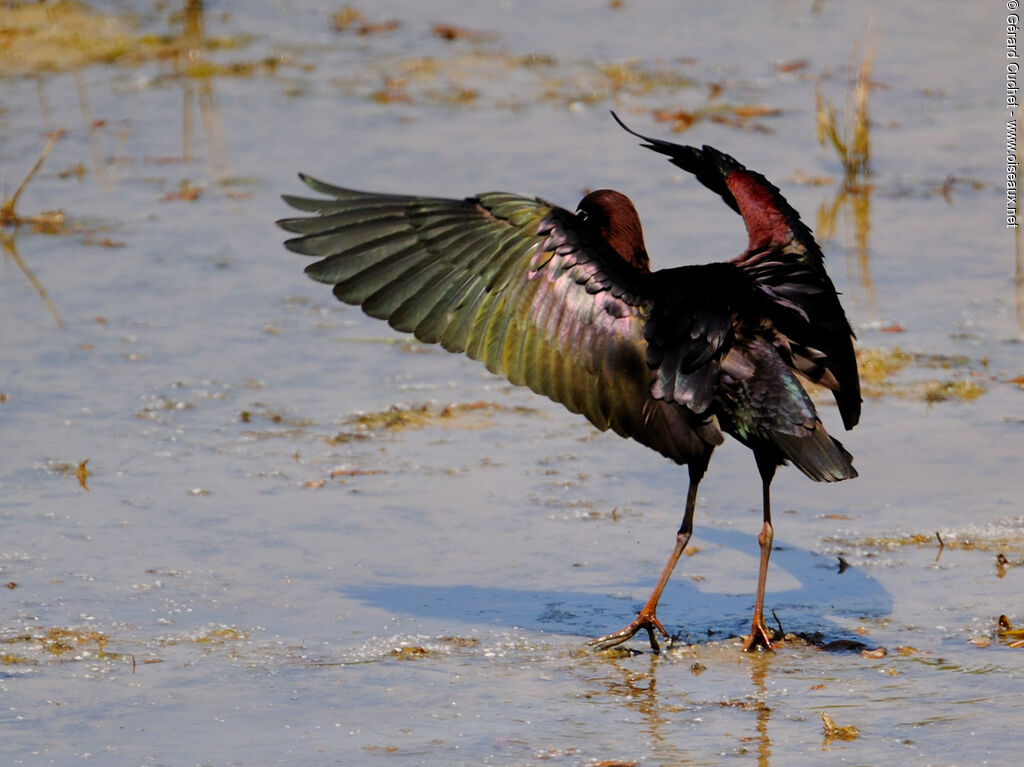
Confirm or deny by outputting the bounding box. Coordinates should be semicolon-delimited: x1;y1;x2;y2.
576;189;650;272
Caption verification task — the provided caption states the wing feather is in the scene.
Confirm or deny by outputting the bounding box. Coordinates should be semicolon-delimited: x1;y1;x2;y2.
612;112;861;431
278;158;858;479
278;178;721;466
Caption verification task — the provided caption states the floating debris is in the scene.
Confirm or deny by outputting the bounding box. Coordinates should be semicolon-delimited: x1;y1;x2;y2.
0;1;137;74
432;23;496;44
160;179;204;202
327;401;536;444
332;52;700;111
238;405;313;440
826;522;1024;554
0;1;262;77
0;130;62;231
996;552;1024;578
329;466;387;478
331;6;364;31
998;616;1024;648
331;6;400;36
819;638;868;652
34;458;93;489
776;58;810;73
855;347;989;402
74;458;91;491
390;645;428;659
652;102;783;133
821;712;859;741
1;626;121;664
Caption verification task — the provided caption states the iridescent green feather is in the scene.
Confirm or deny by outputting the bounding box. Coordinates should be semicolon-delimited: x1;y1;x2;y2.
278;174;854;480
278;179;703;463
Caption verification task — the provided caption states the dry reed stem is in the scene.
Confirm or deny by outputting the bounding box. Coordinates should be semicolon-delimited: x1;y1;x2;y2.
815;29;875;190
0;130;62;228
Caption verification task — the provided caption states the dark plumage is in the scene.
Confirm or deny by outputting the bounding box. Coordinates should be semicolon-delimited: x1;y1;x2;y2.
278;113;861;652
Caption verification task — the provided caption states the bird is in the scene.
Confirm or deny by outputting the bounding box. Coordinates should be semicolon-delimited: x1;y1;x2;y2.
277;112;861;653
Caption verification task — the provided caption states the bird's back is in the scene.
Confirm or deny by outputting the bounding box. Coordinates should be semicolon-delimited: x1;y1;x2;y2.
638;260;856;482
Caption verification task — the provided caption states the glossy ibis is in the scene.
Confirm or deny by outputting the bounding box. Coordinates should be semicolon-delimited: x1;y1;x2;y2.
278;113;861;652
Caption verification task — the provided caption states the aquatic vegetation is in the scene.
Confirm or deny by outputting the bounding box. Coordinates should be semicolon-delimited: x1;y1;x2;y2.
0;1;274;79
432;23;497;44
327;401;537;444
0;130;62;231
332;51;707;112
159;179;204;203
239;407;313;428
193;627;248;644
332;6;400;36
238;405;315;441
855;347;989;402
33;458;93;490
1;652;33;665
998;616;1024;648
1;626;121;665
652;102;784;134
156;626;249;648
73;458;91;491
821;712;859;741
826;518;1024;555
0;1;137;75
920;378;987;403
815;31;875;190
390;645;429;659
856;346;912;386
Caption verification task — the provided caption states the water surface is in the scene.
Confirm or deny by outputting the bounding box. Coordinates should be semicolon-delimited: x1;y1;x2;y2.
1;1;1021;765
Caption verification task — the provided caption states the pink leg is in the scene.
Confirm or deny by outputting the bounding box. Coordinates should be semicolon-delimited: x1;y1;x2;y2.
589;477;699;653
743;462;778;652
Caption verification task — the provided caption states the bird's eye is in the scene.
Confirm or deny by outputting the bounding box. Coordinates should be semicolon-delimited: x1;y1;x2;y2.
577;208;588;221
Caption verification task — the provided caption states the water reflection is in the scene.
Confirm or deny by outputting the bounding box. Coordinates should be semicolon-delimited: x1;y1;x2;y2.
571;652;691;764
1;128;65;327
4;1;230;324
0;235;64;328
176;0;230;178
33;70;108;188
572;647;776;765
592;655;671;741
26;1;230;182
818;182;875;318
813;32;876;321
72;69;109;190
746;653;773;767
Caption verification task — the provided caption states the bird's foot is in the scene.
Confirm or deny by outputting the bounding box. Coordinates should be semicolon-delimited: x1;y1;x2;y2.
741;612;777;652
588;610;671;653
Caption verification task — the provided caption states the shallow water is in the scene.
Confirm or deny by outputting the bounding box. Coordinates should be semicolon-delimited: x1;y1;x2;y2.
1;1;1022;765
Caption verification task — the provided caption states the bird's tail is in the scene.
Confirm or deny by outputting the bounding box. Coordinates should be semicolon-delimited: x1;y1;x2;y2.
771;424;856;483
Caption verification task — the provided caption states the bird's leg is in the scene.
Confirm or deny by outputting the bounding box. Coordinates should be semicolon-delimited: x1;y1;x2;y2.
588;473;699;653
743;459;778;652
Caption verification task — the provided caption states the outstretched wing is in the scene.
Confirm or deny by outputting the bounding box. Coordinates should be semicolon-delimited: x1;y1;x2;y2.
278;175;720;464
611;112;861;430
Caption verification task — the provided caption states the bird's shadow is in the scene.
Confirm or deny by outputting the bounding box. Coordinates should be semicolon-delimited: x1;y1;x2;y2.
343;526;891;646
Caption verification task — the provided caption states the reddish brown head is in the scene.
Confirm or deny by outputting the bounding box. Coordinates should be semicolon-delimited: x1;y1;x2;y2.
576;189;650;272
